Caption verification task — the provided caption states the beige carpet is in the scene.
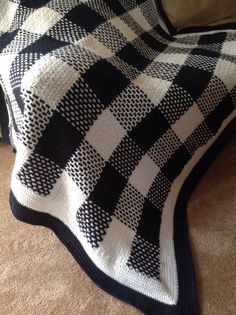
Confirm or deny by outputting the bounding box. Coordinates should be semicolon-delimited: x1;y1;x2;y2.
0;138;235;315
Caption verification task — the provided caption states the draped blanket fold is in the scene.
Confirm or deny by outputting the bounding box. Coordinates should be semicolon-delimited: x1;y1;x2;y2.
1;1;236;314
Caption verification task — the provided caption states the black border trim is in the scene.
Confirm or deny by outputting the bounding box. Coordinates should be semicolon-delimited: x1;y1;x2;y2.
155;0;177;35
155;1;236;35
0;85;10;143
177;23;236;35
9;118;236;314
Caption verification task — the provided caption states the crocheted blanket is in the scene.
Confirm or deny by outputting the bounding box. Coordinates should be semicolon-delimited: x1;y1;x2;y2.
1;1;236;314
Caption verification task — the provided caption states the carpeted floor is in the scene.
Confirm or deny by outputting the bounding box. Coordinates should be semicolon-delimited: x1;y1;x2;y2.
0;138;235;315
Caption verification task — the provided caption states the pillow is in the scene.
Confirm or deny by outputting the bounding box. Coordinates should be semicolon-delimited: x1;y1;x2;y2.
161;0;236;30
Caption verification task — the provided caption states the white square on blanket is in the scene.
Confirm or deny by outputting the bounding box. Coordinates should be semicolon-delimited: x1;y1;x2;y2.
155;53;188;66
134;73;171;106
109;17;137;42
129;154;160;197
0;1;18;33
85;109;126;161
77;34;113;58
214;58;236;91
97;217;134;266
21;7;62;35
22;55;79;108
128;7;152;32
172;103;204;143
221;40;236;57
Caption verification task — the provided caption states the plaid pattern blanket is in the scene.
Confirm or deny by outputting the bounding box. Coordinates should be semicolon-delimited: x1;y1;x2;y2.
1;1;236;314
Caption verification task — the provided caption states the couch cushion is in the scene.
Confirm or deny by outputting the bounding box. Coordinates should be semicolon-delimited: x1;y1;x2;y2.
161;0;236;30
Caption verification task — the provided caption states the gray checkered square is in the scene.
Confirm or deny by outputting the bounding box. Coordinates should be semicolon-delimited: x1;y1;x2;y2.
147;172;171;210
66;140;106;196
121;12;144;36
47;18;87;43
127;234;160;279
51;44;99;74
197;76;228;116
77;199;112;248
184;122;213;155
109;55;140;81
92;21;128;53
185;54;218;72
147;129;181;168
144;61;181;82
17;152;62;196
110;83;156;131
114;183;145;231
57;78;105;135
110;135;144;178
158;84;194;124
132;37;158;60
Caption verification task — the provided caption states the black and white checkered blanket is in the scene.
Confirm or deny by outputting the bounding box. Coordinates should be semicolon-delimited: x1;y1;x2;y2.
1;1;236;314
